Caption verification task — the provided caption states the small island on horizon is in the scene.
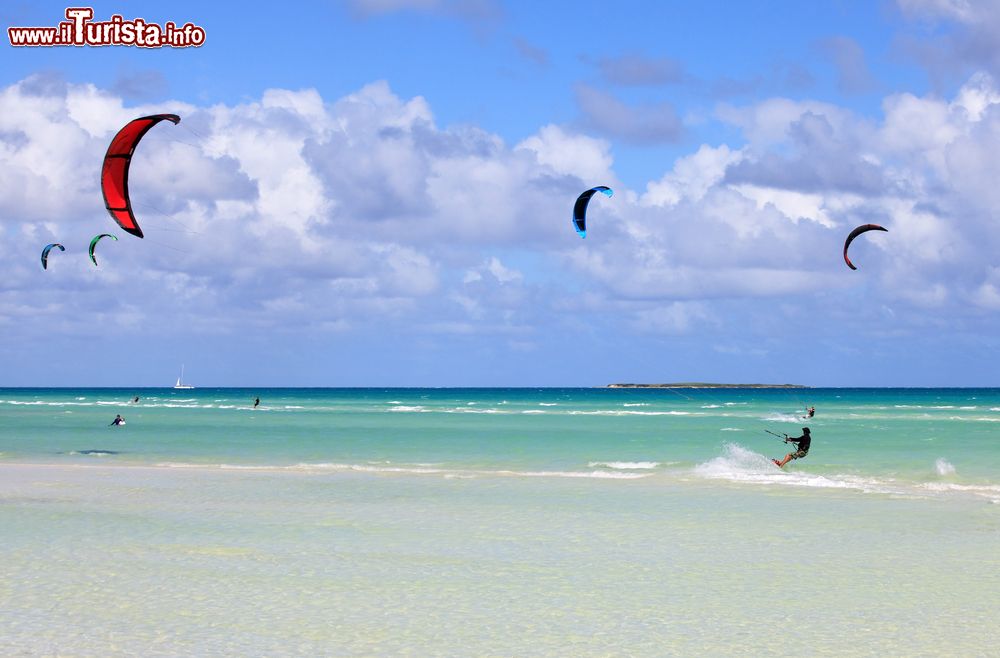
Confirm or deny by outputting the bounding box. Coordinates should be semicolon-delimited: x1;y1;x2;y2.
606;383;808;389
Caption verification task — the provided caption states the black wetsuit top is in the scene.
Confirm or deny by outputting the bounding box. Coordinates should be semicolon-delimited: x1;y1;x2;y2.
789;433;811;451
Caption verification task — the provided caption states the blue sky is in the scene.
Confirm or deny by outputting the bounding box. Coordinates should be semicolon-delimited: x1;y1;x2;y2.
2;0;1000;386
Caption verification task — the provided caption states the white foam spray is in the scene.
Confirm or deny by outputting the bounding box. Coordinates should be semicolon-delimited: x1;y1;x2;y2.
935;458;956;476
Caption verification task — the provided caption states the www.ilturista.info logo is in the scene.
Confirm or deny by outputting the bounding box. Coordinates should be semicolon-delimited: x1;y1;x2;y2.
8;7;205;48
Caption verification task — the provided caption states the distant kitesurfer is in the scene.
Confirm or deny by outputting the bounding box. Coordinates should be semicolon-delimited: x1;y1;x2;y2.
110;414;125;427
132;396;140;404
773;427;810;468
803;406;815;419
253;397;260;408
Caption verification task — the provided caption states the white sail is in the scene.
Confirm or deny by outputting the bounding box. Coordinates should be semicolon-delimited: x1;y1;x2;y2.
173;365;194;389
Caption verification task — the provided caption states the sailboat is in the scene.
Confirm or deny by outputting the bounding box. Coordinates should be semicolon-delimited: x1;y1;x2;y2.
173;364;194;390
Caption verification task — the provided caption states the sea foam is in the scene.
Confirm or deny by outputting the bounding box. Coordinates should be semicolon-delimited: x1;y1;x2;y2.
156;461;654;480
935;458;956;476
694;443;897;495
588;461;660;470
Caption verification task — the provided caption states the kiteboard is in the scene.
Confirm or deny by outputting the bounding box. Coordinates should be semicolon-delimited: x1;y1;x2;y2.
771;458;782;468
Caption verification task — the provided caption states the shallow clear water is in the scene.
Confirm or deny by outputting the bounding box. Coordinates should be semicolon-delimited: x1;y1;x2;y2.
1;388;998;655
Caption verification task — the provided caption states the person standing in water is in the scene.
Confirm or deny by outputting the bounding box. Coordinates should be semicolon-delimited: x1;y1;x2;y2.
773;427;811;467
110;414;125;427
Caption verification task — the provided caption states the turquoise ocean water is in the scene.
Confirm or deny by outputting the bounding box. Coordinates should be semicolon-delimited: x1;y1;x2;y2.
1;387;999;655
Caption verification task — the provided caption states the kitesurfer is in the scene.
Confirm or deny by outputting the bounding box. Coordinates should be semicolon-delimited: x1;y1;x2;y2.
110;414;125;427
803;406;815;419
773;427;811;467
253;397;260;408
132;396;140;404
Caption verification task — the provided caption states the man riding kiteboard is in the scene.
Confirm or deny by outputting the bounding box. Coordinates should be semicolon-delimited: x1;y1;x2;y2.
773;427;811;468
